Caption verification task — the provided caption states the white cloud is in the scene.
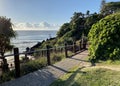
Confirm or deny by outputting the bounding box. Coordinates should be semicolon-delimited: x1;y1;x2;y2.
39;22;51;28
13;22;60;30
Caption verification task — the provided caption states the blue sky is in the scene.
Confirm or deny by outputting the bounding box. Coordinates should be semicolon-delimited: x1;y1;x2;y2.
0;0;119;30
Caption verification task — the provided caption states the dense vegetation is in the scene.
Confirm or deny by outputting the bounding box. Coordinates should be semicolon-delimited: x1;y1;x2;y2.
0;17;16;56
88;13;120;61
101;1;120;16
32;12;104;49
35;1;120;49
55;1;120;47
0;17;16;72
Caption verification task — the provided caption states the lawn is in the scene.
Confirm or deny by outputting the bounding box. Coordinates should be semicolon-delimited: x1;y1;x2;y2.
50;66;120;86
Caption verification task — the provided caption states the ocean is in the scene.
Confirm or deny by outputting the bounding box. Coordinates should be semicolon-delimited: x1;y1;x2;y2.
11;30;57;52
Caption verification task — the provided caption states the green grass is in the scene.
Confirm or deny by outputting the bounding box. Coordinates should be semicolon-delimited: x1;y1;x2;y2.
97;60;120;65
50;66;120;86
51;52;66;64
20;57;47;75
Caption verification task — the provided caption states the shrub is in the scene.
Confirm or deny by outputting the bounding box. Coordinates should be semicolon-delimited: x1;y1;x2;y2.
88;13;120;61
51;53;65;64
20;57;47;75
0;70;15;84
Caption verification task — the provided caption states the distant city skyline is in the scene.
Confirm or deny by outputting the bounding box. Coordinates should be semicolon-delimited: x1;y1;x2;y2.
0;0;119;30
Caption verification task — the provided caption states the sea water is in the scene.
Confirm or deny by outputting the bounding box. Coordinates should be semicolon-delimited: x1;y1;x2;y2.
11;30;57;52
0;30;57;65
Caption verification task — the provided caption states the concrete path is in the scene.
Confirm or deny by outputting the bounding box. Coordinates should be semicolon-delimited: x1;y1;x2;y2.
1;50;89;86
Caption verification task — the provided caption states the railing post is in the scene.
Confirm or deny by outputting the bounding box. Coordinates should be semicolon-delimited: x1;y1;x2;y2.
73;42;76;53
14;48;20;78
79;40;82;51
83;40;86;49
46;45;51;65
65;43;68;58
41;50;43;57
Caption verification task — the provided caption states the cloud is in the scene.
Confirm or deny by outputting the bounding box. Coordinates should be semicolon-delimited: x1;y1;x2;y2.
39;22;51;28
13;22;60;30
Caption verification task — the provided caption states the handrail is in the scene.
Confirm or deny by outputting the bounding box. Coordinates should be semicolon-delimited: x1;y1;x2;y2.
0;41;87;78
3;44;74;58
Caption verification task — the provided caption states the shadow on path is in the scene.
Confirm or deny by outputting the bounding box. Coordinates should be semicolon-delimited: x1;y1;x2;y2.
51;65;68;73
69;58;90;62
50;66;86;86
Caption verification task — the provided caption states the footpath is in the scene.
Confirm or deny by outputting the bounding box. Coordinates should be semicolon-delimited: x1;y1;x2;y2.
1;50;89;86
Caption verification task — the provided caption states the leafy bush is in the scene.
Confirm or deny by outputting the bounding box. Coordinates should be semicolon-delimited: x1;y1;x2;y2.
57;23;71;38
56;29;83;46
51;53;65;64
88;13;120;61
0;70;15;84
20;57;47;75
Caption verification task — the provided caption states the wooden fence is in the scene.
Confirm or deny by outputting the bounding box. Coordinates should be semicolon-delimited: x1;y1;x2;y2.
0;41;87;78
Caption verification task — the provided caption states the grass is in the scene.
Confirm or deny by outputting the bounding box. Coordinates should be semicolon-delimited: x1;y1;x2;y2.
20;57;47;75
97;60;120;65
50;66;120;86
51;52;65;64
0;70;15;84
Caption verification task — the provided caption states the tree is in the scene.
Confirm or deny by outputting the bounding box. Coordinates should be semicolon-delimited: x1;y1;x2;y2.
0;17;16;71
88;13;120;62
84;13;104;36
86;10;90;17
70;12;84;24
57;23;70;38
100;1;120;15
0;17;16;56
56;11;104;46
100;0;106;11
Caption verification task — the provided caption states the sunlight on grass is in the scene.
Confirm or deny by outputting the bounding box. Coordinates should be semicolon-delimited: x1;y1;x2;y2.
96;60;120;67
50;66;120;86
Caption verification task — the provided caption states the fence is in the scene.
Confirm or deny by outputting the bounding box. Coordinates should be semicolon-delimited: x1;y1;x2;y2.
0;41;87;79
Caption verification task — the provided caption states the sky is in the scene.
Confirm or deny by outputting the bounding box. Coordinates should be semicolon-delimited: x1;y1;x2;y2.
0;0;120;30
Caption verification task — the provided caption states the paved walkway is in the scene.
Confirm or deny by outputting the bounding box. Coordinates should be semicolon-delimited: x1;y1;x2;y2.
1;50;89;86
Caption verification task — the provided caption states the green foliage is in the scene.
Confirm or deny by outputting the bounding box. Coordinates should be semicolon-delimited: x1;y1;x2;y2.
38;10;105;47
20;57;47;75
0;17;16;56
51;52;65;64
97;60;120;66
56;29;83;45
40;38;57;48
84;13;104;36
57;23;71;38
88;13;120;61
0;70;15;84
56;12;87;45
100;1;120;15
51;51;74;64
0;57;47;84
100;0;106;10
